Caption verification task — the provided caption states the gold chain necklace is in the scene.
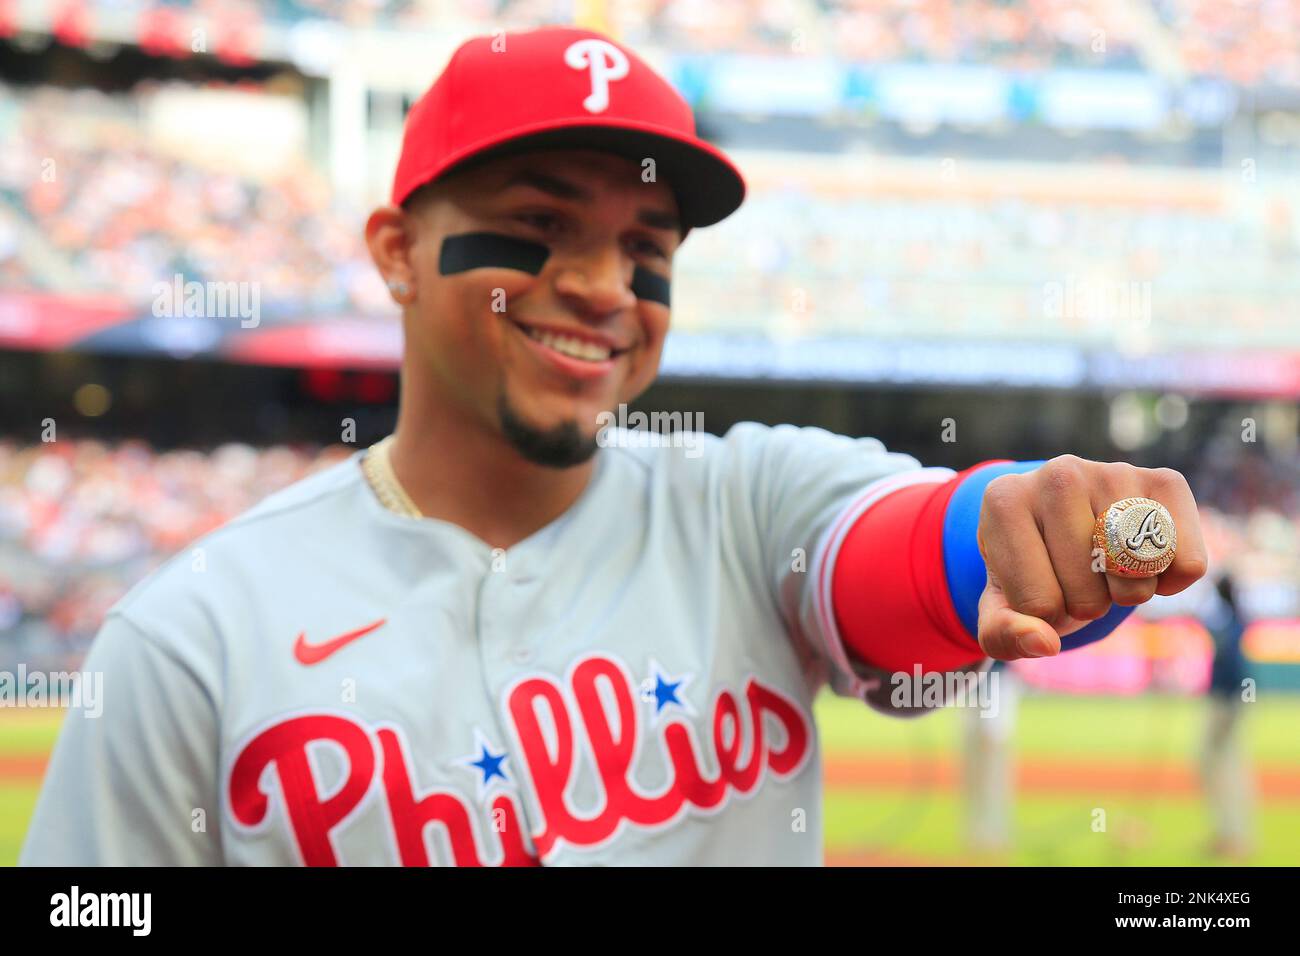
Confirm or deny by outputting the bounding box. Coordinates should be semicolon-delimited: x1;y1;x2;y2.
361;434;423;519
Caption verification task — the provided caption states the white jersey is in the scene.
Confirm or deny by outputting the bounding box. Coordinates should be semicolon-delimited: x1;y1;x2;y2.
21;423;972;866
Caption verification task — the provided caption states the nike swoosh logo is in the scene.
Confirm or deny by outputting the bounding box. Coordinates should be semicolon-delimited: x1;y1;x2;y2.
294;618;386;665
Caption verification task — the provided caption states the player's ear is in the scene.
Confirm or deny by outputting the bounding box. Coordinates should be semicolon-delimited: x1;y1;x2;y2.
365;205;418;305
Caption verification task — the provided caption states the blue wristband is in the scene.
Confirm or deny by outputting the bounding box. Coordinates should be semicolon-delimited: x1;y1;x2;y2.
941;460;1134;652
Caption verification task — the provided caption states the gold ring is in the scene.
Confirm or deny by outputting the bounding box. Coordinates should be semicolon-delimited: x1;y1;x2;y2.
1093;497;1177;577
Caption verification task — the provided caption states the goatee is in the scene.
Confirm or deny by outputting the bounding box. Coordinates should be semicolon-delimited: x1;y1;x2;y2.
498;391;599;468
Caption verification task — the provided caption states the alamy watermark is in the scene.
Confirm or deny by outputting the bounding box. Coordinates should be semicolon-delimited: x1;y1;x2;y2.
1043;275;1151;328
596;404;704;458
50;886;150;936
890;665;1000;717
152;273;260;328
0;665;102;718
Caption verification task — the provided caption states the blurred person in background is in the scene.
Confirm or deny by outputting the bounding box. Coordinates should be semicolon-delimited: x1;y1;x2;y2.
960;658;1019;858
1200;573;1255;860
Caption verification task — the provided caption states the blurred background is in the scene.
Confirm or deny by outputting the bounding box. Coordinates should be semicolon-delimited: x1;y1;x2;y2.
1;0;1298;866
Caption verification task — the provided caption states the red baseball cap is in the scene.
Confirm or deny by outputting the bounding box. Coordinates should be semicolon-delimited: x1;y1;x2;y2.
390;26;746;230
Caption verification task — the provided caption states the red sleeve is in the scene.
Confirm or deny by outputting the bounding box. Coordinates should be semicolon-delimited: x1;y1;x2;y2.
828;463;1002;674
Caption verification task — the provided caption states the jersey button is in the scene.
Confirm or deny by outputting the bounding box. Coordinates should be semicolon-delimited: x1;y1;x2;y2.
511;646;534;664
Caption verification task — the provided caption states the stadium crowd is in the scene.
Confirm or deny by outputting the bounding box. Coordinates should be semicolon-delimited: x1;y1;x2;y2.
0;83;390;315
674;170;1300;349
1152;0;1300;90
33;0;1300;87
0;438;355;669
4;81;1297;352
630;0;1142;68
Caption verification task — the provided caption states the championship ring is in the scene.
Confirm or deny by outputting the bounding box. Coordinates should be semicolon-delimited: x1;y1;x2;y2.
1093;497;1177;577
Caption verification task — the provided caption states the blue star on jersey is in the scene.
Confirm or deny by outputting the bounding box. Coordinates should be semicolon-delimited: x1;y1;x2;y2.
640;659;693;723
653;674;682;711
458;729;510;798
472;745;507;785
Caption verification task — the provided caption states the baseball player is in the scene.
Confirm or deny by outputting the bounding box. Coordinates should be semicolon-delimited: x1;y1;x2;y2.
20;26;1207;866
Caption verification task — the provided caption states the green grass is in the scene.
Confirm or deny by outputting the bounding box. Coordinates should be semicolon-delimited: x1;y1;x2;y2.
823;791;1300;866
3;694;1297;866
0;711;62;867
0;785;40;866
814;691;1300;763
815;691;1300;866
0;714;65;755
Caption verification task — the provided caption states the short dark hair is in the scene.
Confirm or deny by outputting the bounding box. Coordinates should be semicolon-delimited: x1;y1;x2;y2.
398;179;443;215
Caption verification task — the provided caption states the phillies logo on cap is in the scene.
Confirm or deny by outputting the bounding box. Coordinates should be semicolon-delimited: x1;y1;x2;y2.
563;38;629;114
390;26;747;228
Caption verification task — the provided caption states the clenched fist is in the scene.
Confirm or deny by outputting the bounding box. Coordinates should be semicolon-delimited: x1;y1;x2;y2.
976;455;1208;661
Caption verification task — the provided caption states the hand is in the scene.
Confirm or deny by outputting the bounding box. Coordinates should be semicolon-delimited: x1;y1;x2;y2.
975;455;1209;661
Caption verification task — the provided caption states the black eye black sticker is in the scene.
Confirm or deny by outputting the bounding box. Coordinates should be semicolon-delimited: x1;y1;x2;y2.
439;232;550;275
438;231;671;306
631;266;671;307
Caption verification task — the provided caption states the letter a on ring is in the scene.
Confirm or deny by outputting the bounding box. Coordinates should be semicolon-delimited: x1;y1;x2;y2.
1094;497;1177;578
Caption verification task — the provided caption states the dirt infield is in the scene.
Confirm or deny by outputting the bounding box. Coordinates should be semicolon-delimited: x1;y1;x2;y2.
823;755;1300;801
0;757;47;780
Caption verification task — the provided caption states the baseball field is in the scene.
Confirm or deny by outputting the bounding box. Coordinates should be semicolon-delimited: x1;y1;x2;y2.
3;692;1297;866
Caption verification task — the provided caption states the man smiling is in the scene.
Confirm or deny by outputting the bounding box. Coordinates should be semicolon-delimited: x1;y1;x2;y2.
366;148;686;544
21;26;1206;866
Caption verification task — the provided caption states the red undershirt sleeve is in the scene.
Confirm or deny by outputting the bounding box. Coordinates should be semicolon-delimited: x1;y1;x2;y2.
825;463;998;676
